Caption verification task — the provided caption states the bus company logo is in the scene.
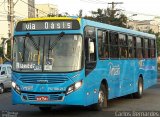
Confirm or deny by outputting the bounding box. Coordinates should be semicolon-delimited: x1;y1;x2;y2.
40;86;45;91
37;80;49;84
108;62;120;76
22;86;33;91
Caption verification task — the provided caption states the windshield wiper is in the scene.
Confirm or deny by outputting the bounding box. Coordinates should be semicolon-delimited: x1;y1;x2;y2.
26;33;39;50
49;32;65;50
22;37;26;62
24;33;40;64
47;32;65;65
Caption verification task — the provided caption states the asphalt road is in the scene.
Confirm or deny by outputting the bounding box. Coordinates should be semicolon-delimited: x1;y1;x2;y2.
0;82;160;117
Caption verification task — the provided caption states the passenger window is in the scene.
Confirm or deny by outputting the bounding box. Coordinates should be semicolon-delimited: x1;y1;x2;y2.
136;37;143;59
119;34;128;58
128;36;136;58
144;39;149;58
150;39;156;58
109;32;119;58
98;30;109;59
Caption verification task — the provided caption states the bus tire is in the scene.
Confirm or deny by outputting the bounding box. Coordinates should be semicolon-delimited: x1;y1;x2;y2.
91;84;107;111
133;77;143;99
0;84;4;94
39;107;52;112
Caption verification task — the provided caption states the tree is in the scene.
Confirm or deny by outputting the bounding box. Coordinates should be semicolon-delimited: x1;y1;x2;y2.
84;8;127;28
48;12;70;17
0;38;11;63
78;9;83;18
0;47;2;56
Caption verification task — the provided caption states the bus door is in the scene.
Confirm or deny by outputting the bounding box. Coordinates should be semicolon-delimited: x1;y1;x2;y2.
84;27;98;105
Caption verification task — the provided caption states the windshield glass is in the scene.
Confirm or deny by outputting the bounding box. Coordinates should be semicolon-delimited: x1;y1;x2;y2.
13;35;82;72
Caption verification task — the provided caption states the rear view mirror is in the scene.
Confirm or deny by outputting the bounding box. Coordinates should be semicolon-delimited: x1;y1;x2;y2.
3;41;7;55
89;41;94;54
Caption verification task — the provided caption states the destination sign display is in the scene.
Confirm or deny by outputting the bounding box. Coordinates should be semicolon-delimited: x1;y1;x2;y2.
16;20;80;31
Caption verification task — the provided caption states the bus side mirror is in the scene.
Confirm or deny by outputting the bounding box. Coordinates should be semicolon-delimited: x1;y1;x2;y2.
89;41;94;54
3;39;11;61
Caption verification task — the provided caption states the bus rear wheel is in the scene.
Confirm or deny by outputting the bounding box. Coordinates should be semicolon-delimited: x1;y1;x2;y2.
91;84;107;111
133;78;143;99
39;107;52;112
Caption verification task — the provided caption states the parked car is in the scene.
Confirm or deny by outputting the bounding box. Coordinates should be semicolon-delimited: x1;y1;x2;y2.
0;64;12;94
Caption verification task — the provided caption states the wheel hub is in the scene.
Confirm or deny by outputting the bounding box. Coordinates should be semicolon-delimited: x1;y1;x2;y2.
139;83;143;95
98;90;104;105
0;86;4;93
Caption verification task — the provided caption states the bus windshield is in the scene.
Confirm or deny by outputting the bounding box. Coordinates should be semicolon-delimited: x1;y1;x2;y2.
13;35;82;72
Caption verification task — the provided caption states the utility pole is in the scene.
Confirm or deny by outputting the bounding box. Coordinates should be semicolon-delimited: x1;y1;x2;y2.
8;0;14;59
108;2;123;17
36;9;39;17
108;2;123;10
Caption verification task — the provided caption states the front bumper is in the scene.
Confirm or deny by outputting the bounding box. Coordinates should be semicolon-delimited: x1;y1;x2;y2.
12;85;86;106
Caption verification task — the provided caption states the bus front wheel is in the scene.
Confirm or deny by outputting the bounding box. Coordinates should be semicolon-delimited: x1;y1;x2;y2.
133;77;143;99
90;84;107;111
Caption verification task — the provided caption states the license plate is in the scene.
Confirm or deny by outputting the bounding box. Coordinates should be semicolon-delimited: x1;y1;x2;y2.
36;96;49;101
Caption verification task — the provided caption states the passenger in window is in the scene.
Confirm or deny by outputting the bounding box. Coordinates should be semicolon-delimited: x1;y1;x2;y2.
104;51;109;58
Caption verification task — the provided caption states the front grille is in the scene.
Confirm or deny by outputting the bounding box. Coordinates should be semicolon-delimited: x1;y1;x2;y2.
19;74;69;84
27;93;64;101
27;94;35;100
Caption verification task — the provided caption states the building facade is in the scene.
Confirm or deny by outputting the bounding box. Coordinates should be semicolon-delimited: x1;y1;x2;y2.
0;0;35;46
127;17;160;34
35;4;58;17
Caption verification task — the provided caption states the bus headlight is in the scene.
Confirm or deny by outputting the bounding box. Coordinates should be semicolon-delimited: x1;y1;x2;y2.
12;81;21;95
66;81;82;95
12;82;16;88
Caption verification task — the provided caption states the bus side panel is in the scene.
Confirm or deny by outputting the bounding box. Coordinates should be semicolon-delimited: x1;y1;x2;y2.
119;60;135;96
134;59;157;93
143;59;157;89
84;68;102;106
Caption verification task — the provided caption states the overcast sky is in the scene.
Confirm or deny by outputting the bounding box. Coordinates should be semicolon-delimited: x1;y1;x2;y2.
35;0;160;20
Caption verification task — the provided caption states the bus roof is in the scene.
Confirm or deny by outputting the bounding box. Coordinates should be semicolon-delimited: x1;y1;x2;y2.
19;17;156;39
21;17;81;22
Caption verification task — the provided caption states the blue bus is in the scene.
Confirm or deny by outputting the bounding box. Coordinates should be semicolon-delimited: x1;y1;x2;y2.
10;17;157;111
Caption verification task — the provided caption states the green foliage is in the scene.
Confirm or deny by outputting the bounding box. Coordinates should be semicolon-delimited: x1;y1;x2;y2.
157;38;160;56
0;39;11;63
78;10;83;18
48;12;69;17
7;40;11;59
0;47;2;56
84;8;127;28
